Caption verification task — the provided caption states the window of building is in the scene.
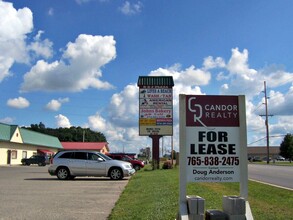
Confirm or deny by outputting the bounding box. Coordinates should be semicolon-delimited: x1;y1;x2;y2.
11;150;17;159
22;151;27;159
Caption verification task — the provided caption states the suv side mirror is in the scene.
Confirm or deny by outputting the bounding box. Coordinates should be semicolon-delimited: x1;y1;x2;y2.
98;158;104;162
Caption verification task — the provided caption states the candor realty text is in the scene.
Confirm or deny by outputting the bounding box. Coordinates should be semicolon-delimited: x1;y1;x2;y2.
204;104;238;119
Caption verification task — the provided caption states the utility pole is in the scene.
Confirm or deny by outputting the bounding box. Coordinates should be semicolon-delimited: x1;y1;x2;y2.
82;129;85;142
260;81;273;164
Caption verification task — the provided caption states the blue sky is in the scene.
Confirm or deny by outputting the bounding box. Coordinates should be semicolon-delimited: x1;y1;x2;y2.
1;0;293;154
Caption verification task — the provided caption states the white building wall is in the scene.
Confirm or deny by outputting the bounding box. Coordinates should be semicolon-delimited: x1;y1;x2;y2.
0;148;8;165
0;142;41;165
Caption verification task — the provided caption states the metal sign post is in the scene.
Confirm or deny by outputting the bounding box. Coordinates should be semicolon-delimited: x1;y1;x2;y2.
149;135;162;170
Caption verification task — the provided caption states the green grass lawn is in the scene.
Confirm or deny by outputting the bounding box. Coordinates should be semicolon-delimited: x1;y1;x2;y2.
109;165;293;220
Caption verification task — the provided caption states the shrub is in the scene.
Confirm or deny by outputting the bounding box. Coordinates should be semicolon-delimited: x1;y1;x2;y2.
162;161;173;169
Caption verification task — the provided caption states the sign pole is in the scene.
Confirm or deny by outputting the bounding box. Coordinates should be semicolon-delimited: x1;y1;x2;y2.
239;95;248;199
150;135;162;170
179;95;188;219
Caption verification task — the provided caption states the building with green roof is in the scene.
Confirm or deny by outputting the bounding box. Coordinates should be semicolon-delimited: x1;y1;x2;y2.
0;123;63;165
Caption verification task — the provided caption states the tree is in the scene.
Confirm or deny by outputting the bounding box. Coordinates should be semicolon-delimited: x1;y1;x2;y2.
24;125;107;142
39;122;46;129
171;150;177;160
138;147;151;161
280;133;293;162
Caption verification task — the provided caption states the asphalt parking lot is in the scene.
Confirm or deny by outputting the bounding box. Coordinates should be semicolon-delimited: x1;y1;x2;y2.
0;165;130;220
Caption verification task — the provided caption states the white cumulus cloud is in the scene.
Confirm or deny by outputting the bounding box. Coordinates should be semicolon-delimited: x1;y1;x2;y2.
21;34;116;92
108;84;138;127
220;48;263;97
0;1;54;83
46;98;69;111
0;1;33;82
0;117;15;124
55;114;71;128
227;48;257;77
7;97;30;109
203;56;225;70
28;30;53;59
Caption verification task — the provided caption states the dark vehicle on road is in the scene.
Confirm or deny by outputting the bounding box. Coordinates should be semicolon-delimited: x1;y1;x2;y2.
21;155;46;166
248;156;262;162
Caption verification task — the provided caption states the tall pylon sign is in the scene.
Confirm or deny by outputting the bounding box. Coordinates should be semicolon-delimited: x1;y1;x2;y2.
137;76;174;169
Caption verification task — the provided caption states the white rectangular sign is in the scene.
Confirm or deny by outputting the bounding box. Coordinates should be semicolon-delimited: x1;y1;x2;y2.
139;87;173;136
186;127;240;182
179;94;250;213
183;95;242;183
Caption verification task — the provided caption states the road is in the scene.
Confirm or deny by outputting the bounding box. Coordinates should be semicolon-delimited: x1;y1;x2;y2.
0;165;129;220
248;163;293;190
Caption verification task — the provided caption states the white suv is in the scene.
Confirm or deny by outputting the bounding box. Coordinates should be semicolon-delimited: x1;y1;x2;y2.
48;150;135;180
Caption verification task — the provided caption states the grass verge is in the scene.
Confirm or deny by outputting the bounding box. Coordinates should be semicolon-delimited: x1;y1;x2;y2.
108;165;293;220
250;161;293;166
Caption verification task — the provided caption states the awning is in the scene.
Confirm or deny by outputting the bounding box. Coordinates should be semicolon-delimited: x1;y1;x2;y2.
37;149;54;155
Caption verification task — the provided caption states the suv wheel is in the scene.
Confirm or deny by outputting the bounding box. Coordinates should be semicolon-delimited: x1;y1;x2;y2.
57;167;70;180
109;168;123;180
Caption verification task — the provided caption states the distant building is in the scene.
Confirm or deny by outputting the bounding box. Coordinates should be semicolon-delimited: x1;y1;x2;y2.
61;142;109;154
0;123;63;165
247;146;280;159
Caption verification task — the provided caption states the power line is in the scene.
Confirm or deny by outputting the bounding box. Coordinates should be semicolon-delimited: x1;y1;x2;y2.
248;137;266;145
262;75;293;105
251;103;264;114
248;135;285;146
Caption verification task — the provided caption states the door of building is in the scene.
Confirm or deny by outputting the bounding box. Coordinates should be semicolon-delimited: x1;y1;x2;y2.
7;150;11;164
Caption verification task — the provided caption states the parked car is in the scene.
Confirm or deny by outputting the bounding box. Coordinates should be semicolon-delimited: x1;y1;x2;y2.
48;150;135;180
21;155;46;166
262;157;272;162
248;156;262;162
106;153;145;171
275;155;285;161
